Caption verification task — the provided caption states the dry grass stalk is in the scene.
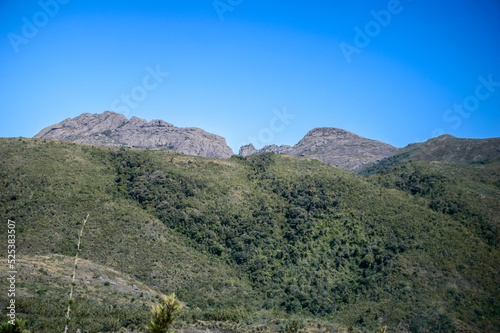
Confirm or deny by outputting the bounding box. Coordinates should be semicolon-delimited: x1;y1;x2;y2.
63;214;89;333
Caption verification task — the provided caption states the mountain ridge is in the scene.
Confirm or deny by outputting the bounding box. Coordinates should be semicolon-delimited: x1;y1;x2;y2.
34;111;234;158
360;133;500;175
33;111;499;174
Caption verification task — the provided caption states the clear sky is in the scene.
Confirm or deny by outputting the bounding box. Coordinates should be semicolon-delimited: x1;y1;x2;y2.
1;0;499;154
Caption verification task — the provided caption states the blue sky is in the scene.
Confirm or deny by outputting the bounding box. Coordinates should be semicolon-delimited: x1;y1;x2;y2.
1;0;499;154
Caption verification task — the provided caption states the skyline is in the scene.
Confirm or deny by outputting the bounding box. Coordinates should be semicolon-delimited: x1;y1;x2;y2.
1;0;499;154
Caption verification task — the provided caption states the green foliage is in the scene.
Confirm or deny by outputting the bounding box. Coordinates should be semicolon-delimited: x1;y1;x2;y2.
0;138;499;332
360;135;500;175
0;319;28;333
147;293;183;333
9;296;148;332
368;160;499;245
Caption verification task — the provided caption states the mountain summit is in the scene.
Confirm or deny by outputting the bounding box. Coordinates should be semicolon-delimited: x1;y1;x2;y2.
34;111;234;158
240;127;398;173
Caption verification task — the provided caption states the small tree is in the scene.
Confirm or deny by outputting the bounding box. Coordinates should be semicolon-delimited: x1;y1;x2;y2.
146;293;183;333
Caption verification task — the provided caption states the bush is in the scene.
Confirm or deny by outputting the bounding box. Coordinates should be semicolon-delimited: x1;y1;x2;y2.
146;293;183;333
0;319;28;333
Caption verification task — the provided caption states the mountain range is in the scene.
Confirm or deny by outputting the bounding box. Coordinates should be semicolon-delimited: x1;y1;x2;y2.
1;111;498;332
34;111;500;173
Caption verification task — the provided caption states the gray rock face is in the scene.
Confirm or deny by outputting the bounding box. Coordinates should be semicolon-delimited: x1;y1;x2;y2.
292;128;398;173
34;111;234;158
239;143;258;157
239;127;398;173
260;144;293;155
239;144;293;157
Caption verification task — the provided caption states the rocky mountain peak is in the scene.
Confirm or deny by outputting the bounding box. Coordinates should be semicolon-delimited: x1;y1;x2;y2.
34;111;234;158
238;126;398;173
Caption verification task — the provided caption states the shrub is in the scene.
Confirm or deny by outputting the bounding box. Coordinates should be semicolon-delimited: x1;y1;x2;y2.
0;319;28;333
146;293;183;333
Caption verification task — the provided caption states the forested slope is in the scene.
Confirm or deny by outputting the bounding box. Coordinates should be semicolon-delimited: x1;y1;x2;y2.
0;138;498;332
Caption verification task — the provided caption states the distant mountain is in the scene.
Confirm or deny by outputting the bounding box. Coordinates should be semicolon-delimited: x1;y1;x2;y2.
34;112;499;174
360;134;500;175
240;127;398;173
34;111;234;158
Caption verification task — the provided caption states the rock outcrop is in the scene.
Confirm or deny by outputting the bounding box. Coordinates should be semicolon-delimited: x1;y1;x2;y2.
239;143;259;157
34;111;234;158
260;144;294;155
239;127;398;173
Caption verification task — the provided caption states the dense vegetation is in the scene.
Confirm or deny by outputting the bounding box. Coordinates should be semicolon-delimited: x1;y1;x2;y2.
0;138;498;332
359;135;500;175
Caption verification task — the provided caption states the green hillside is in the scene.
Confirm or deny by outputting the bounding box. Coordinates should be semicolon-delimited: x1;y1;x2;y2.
0;138;499;332
366;160;500;246
360;135;500;175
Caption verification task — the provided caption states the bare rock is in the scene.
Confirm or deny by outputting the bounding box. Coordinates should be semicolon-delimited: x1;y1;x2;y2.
239;144;258;157
34;111;234;158
260;144;293;155
292;128;398;173
238;127;398;173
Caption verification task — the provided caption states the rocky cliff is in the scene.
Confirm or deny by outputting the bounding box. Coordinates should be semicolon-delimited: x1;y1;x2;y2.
34;111;234;158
